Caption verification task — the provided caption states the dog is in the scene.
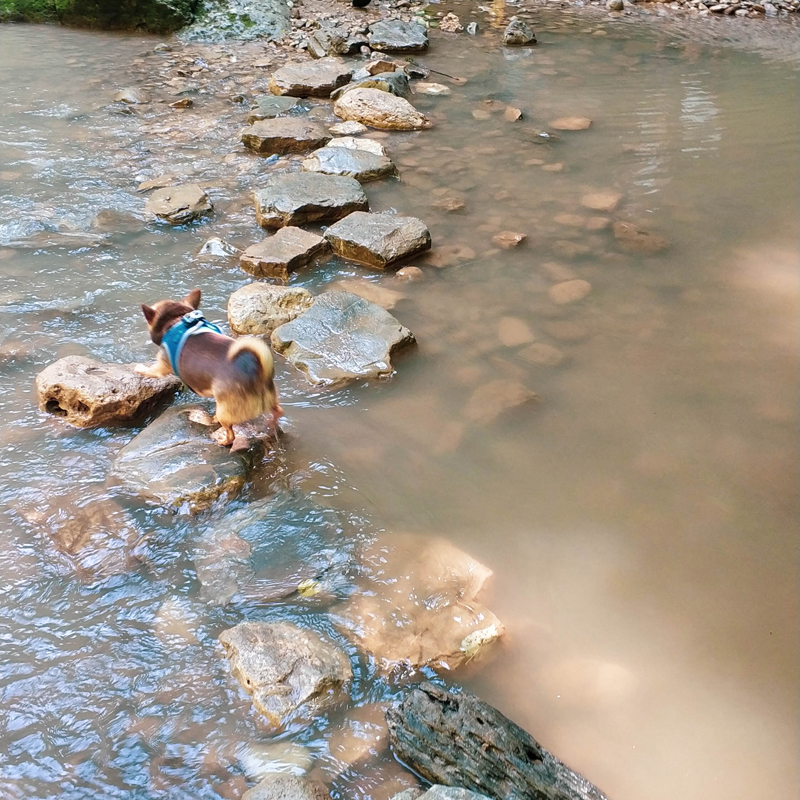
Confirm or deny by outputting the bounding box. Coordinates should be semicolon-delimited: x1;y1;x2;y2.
135;288;282;447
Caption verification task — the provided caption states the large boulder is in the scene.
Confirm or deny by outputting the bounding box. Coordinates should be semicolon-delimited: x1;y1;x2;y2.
244;776;331;800
254;173;368;229
110;404;261;511
241;118;331;156
145;184;212;225
219;621;351;734
333;88;430;131
302;146;396;183
368;20;429;52
179;0;291;42
36;356;179;428
239;227;330;279
271;291;414;386
228;282;315;335
269;57;353;98
324;211;430;269
333;533;504;670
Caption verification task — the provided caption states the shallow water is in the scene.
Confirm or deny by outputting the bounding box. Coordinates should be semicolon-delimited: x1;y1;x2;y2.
0;9;798;800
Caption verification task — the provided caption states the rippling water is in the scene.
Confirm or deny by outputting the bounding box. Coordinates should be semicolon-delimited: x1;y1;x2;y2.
0;9;797;800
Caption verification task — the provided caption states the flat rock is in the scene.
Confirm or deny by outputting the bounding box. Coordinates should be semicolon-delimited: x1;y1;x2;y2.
254;172;368;229
368;20;429;53
271;291;414;385
549;279;592;304
324;211;431;269
219;621;351;734
519;342;564;367
463;379;539;425
492;231;526;249
111;404;260;511
331;71;410;100
239;227;330;279
329;120;368;136
244;776;331;800
414;82;451;96
326;136;387;157
330;279;404;310
333;532;503;670
503;17;536;46
198;236;240;258
269;57;353;98
145;184;212;225
498;317;534;347
334;88;430;131
228;282;315;335
549;116;592;131
612;221;669;254
247;95;300;123
36;356;180;428
114;87;150;104
241;118;331;156
306;20;367;58
302;146;395;182
137;173;177;192
581;191;622;212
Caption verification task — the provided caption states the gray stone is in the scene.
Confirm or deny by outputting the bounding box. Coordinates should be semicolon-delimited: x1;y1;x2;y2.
503;16;537;46
331;71;410;100
114;87;150;104
329;120;368;136
197;236;240;258
271;291;415;385
269;57;353;98
254;173;368;229
241;118;331;156
239;227;329;279
244;776;331;800
228;282;315;335
110;404;260;511
333;88;430;131
145;184;212;225
324;211;430;269
247;95;300;123
412;788;492;800
179;0;290;43
219;621;351;733
306;21;367;58
326;136;387;156
302;147;396;183
36;356;179;429
368;20;429;52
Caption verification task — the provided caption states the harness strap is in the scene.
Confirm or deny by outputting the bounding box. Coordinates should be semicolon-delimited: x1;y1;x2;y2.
160;310;222;376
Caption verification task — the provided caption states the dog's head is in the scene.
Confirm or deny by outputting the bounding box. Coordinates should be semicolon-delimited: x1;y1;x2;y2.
140;288;202;345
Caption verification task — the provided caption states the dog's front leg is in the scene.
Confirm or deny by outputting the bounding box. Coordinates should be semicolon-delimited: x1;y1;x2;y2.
135;350;173;379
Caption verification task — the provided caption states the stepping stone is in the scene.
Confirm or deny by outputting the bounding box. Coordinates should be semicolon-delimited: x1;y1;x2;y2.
331;71;410;100
269;57;353;98
271;291;415;385
247;95;299;123
329;120;368;136
326;136;387;156
36;356;179;428
333;88;430;131
254;172;368;229
503;16;536;45
239;227;330;280
228;282;315;337
240;117;330;156
302;146;395;182
324;211;431;269
368;20;429;52
144;184;212;225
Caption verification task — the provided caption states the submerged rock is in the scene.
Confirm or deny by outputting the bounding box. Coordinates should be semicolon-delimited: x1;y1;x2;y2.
549;116;593;131
179;0;291;42
549;279;592;304
368;20;429;52
145;184;212;225
247;95;300;123
240;227;329;280
302;146;396;183
612;221;669;254
324;211;431;269
219;621;351;734
241;118;331;156
503;17;536;46
228;282;315;335
111;404;261;511
581;191;623;212
333;88;430;131
269;57;353;98
254;172;368;229
271;291;415;385
114;87;150;104
463;380;539;425
330;279;404;310
36;356;179;428
243;776;331;800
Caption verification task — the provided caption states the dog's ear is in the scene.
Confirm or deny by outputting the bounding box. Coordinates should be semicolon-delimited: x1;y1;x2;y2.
184;288;201;309
141;304;157;325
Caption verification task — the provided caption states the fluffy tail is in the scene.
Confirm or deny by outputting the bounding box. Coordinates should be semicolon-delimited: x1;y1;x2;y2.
227;336;274;382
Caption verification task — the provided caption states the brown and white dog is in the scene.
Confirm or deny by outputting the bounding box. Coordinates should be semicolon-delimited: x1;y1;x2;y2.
135;288;282;446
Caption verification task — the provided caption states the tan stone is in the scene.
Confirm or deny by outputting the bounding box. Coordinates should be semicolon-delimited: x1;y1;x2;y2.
612;221;670;254
519;342;564;366
581;191;622;212
549;279;592;304
333;88;431;131
504;106;523;122
492;231;527;249
498;317;534;348
395;266;425;282
463;379;539;425
145;184;212;225
240;118;331;156
240;227;329;279
331;279;404;310
541;162;564;172
554;213;586;227
549;116;592;131
228;283;315;335
423;245;475;268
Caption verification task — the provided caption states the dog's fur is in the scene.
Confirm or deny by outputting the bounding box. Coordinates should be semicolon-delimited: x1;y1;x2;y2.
136;289;281;446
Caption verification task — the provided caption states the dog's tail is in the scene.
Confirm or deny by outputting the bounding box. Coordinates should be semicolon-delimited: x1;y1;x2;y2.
227;336;274;383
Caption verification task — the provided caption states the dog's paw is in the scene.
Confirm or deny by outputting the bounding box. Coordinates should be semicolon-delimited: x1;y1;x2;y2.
133;363;152;377
210;427;234;447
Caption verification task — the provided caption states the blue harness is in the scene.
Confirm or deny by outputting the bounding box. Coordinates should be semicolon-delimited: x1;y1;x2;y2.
160;310;222;376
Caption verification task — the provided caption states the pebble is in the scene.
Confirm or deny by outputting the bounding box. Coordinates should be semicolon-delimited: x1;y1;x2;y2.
395;266;425;282
492;231;527;249
504;106;523;122
549;116;592;131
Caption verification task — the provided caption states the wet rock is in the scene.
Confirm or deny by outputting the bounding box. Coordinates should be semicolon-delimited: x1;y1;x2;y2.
363;59;401;76
586;216;611;231
498;317;534;348
198;236;240;258
581;191;622;212
415;82;451;96
326;136;388;157
111;404;261;511
392;789;489;800
219;621;351;734
612;221;669;254
368;20;429;53
154;597;201;645
330;279;404;310
541;163;564;172
503;17;536;46
36;356;179;428
333;71;410;100
254;173;368;229
114;87;150;104
243;775;331;800
136;174;178;192
504;106;523;122
269;57;353;98
467;22;479;35
169;98;193;109
553;213;585;227
239;227;330;280
302;146;396;182
90;209;142;234
552;240;590;259
463;379;538;425
145;184;212;225
306;21;368;58
247;95;300;123
333;532;503;670
423;244;475;268
194;526;254;606
491;231;526;249
329;120;368;136
432;195;465;213
396;266;425;282
607;0;625;9
239;741;314;782
549;279;592;304
179;0;290;43
439;13;463;33
241;118;331;156
519;342;564;367
327;703;390;771
228;282;315;334
324;211;431;269
542;320;589;342
549;116;592;131
333;88;430;131
271;291;414;385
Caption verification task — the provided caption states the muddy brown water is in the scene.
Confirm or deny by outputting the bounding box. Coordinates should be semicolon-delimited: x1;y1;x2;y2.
0;8;797;800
